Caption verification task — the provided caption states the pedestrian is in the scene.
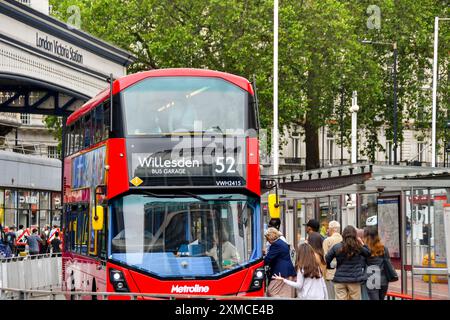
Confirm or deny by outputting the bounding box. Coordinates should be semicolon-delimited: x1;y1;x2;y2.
325;225;371;300
15;224;26;255
47;224;59;245
304;219;325;240
322;220;343;299
364;226;390;300
50;232;62;256
40;229;49;254
5;225;17;256
306;231;327;278
264;227;296;298
356;227;369;300
27;228;43;257
16;224;25;238
265;218;295;263
273;243;328;300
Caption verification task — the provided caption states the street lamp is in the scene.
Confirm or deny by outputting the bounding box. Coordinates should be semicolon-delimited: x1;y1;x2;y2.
361;40;398;165
273;0;279;175
350;91;359;164
431;17;450;168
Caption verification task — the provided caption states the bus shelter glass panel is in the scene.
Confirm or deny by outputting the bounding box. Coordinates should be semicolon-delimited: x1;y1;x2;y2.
0;189;4;226
404;188;448;299
296;200;306;244
359;194;377;228
305;198;315;228
319;196;340;238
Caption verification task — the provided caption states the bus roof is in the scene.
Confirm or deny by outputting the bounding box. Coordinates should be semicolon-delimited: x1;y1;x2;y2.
66;68;254;126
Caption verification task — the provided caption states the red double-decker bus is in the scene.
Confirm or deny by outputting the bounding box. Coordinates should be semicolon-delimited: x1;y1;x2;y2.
62;68;263;298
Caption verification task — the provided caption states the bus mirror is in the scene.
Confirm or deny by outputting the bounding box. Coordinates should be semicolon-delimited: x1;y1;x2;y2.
92;206;104;231
268;194;280;219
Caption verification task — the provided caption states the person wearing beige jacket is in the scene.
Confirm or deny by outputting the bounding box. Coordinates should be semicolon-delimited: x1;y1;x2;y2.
322;220;343;300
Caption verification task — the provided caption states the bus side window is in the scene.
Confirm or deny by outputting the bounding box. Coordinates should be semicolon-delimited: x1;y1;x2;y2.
103;102;110;139
65;126;70;156
84;113;92;148
94;106;104;144
74;120;81;153
97;206;108;260
69;125;75;155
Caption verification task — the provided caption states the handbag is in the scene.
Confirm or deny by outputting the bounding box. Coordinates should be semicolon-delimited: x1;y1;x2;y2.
383;248;399;282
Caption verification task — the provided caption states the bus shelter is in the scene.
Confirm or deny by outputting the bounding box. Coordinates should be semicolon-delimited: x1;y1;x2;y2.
262;164;450;299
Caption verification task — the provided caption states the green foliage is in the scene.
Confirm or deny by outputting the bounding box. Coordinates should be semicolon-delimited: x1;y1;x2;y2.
47;0;449;168
43;115;62;154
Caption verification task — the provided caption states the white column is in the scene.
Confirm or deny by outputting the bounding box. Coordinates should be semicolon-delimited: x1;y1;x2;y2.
273;0;279;175
431;17;439;168
351;91;359;164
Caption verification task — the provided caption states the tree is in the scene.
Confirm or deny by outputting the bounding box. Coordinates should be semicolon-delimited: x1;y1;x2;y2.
47;0;273;151
46;0;449;169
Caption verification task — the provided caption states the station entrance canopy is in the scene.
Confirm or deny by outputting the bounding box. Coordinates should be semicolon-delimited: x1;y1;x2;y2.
0;0;136;117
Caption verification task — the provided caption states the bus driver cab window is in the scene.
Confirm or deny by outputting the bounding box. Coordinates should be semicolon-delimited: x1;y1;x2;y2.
206;229;240;269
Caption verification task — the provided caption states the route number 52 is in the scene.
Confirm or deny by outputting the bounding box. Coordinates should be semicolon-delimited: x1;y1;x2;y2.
215;157;236;173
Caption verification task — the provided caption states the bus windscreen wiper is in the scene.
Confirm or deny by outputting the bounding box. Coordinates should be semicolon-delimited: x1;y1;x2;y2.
180;191;233;202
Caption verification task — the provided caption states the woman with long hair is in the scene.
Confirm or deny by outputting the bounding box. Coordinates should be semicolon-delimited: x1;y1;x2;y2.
325;225;371;300
306;232;327;277
364;226;390;300
273;243;328;300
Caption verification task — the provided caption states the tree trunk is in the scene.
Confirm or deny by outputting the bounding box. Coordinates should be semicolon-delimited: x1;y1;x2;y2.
304;66;320;170
305;113;320;170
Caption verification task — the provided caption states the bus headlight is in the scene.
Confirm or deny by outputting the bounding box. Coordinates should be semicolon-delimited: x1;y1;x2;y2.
109;269;129;292
249;267;265;291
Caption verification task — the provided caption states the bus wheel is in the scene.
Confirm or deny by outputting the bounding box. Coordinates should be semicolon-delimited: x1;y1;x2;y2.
91;279;97;300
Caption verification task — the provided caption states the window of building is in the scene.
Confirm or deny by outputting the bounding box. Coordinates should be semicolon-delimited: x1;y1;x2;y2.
418;142;424;162
48;146;59;159
20;113;31;125
327;133;334;163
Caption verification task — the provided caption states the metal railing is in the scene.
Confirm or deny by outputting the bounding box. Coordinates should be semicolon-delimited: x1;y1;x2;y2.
0;287;299;300
0;136;59;158
0;253;62;292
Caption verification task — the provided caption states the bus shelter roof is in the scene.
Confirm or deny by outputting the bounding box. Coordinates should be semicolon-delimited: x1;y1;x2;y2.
262;164;450;199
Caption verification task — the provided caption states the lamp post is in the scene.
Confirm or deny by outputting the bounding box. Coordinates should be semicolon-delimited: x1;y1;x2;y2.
361;40;398;165
350;91;359;164
273;0;279;175
431;17;450;168
340;84;344;165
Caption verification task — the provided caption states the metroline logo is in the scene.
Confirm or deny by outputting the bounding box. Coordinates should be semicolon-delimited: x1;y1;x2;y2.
171;284;210;294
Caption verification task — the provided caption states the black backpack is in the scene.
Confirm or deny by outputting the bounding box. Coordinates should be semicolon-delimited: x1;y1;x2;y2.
6;232;15;245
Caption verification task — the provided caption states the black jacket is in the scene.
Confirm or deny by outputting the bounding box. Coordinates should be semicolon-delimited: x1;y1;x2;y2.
325;243;371;283
365;247;390;286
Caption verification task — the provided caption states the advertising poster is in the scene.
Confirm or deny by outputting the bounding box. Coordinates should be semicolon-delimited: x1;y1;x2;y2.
378;197;400;258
